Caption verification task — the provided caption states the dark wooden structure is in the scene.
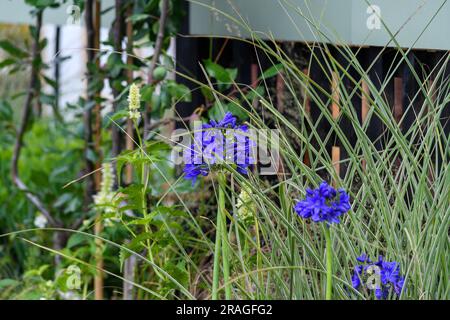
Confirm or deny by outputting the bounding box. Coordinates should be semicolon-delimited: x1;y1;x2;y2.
176;3;450;177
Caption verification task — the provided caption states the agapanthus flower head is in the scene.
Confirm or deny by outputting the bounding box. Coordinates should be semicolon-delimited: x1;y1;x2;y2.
356;253;372;263
208;112;237;128
352;254;405;300
294;181;350;224
183;112;255;184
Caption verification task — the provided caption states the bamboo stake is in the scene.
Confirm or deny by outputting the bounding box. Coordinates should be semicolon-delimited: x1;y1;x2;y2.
331;72;340;120
93;0;102;188
144;0;169;135
123;1;136;300
125;3;134;185
361;79;369;123
87;0;104;301
110;0;125;159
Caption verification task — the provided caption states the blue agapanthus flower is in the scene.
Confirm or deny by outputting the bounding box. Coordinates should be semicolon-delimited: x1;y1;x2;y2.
183;112;255;184
294;181;350;224
352;254;405;299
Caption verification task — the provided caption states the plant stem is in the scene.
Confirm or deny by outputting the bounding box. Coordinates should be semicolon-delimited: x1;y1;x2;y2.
219;172;231;299
134;120;162;280
324;226;333;300
211;197;222;300
254;215;262;298
215;171;232;299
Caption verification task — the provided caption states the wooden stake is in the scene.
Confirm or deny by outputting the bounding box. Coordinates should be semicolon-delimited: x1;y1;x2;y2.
250;63;259;110
331;72;340;119
303;68;311;116
331;72;340;186
361;79;369;124
125;4;134;185
123;2;136;301
332;146;341;183
93;0;102;188
90;0;104;301
276;72;285;112
250;63;258;88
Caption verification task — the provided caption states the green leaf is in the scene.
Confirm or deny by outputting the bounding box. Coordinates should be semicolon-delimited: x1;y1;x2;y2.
0;58;16;69
208;100;248;121
204;59;237;85
0;279;20;289
0;41;28;59
119;232;153;270
259;63;283;80
167;81;191;102
53;193;72;208
126;14;151;23
67;233;87;249
141;84;155;102
106;109;128;126
0;100;13;121
25;0;58;8
39;93;55;106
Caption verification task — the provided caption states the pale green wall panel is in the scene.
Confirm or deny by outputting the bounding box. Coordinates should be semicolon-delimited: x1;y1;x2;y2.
190;0;450;50
351;0;450;50
0;0;114;27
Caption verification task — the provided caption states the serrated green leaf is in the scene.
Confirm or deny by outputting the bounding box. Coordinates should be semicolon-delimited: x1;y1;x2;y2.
0;41;28;59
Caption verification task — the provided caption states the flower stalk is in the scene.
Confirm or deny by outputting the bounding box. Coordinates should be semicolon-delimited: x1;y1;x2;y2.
294;181;351;300
218;171;232;300
212;171;232;300
211;199;222;300
324;226;333;300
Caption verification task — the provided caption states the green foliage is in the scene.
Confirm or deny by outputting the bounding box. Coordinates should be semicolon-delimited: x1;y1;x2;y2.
204;59;238;92
0;0;448;302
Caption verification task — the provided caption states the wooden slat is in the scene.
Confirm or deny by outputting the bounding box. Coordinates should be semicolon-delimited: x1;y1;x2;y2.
122;2;135;301
303;68;311;115
250;63;259;111
251;63;259;88
394;77;403;124
361;79;369;123
332;146;341;184
125;4;134;185
91;0;104;302
276;72;285;112
331;71;340;119
428;77;436;104
331;71;340;185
